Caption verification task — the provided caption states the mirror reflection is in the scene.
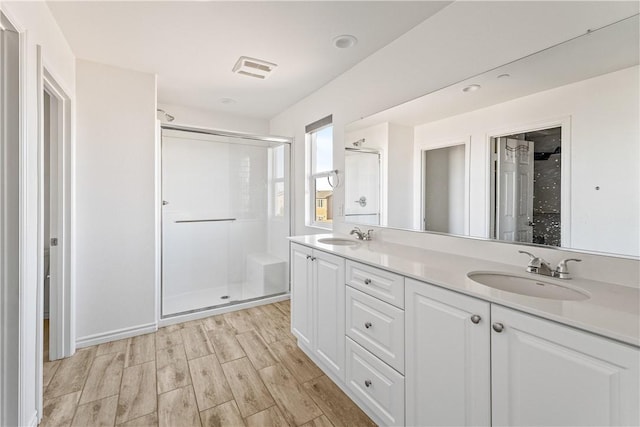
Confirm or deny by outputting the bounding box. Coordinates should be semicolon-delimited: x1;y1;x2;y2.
344;15;639;257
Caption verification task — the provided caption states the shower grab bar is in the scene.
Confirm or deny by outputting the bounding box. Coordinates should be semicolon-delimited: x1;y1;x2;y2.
175;218;236;223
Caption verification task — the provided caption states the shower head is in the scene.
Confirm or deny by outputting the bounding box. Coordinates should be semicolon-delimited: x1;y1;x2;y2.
352;138;365;147
157;109;175;122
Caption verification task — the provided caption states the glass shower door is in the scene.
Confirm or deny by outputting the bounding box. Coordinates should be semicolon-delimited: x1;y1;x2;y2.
161;128;290;317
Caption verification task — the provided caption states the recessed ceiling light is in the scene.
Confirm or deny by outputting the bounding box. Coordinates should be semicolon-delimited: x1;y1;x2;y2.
497;73;511;79
333;34;358;49
462;84;481;93
220;98;236;105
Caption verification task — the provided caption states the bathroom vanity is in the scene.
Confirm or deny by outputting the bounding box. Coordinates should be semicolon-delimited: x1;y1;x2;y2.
289;235;640;427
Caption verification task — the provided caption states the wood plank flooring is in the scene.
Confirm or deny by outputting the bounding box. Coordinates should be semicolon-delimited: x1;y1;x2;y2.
41;300;376;427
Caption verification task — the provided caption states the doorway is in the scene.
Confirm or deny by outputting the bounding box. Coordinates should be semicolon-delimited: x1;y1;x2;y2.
422;144;466;234
37;62;74;422
490;126;562;246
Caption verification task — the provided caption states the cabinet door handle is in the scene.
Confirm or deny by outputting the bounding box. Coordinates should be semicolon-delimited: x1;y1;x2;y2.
492;322;504;333
364;322;372;329
364;278;372;285
306;255;311;260
310;257;316;261
470;314;481;324
364;380;372;388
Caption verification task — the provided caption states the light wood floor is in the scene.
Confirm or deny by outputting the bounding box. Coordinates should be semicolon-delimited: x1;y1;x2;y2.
41;300;376;427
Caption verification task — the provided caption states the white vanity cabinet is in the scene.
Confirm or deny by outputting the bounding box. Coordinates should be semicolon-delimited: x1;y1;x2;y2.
405;276;639;427
345;260;406;426
290;239;639;427
405;278;491;426
491;305;640;427
290;243;346;380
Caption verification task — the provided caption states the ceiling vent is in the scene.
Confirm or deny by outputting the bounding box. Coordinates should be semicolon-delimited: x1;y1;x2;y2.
232;56;277;79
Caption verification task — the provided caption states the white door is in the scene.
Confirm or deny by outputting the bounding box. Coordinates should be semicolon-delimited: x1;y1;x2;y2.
491;305;640;426
405;279;491;426
496;138;534;242
162;133;234;315
313;250;345;380
345;150;380;225
290;243;313;348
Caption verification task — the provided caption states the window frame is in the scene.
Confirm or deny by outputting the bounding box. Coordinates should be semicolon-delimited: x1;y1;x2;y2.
306;116;334;229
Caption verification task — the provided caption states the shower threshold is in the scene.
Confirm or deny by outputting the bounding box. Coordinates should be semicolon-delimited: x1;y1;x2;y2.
162;283;288;317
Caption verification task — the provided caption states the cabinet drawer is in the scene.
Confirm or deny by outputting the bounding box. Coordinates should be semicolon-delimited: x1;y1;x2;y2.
346;286;405;373
346;260;404;308
346;337;405;427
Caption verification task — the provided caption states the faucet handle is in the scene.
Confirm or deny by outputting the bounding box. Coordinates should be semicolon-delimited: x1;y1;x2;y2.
518;250;536;261
518;250;542;266
554;258;582;279
518;250;550;273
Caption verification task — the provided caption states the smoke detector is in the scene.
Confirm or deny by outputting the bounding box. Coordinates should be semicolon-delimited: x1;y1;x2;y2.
232;56;277;79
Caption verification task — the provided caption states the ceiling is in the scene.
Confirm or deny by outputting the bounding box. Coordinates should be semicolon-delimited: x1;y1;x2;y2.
47;1;451;119
347;14;639;131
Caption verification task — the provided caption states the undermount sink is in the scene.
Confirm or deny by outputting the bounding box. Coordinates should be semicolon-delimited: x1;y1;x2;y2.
467;271;590;301
317;237;359;246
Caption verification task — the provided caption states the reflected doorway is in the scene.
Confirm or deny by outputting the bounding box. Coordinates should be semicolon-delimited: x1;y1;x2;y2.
491;126;562;246
422;144;466;234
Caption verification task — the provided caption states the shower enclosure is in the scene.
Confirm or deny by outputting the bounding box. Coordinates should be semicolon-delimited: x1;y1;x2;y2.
161;127;291;317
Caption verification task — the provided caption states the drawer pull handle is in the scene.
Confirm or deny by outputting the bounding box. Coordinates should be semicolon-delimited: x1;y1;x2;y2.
306;255;311;260
492;322;504;333
364;322;372;329
364;380;372;388
310;257;316;261
364;278;372;285
470;314;481;324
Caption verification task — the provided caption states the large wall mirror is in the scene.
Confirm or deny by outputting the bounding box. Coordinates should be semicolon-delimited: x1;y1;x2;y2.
344;15;639;258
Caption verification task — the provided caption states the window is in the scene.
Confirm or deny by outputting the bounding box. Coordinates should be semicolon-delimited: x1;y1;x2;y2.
306;115;334;228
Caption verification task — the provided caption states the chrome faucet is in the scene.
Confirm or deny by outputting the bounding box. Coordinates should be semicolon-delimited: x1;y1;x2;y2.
519;250;581;279
519;250;553;276
350;227;373;241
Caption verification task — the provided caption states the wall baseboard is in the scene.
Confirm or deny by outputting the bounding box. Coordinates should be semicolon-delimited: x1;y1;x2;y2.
26;411;38;427
76;323;157;348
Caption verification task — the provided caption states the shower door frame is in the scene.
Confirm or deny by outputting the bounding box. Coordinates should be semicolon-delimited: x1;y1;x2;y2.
158;124;293;322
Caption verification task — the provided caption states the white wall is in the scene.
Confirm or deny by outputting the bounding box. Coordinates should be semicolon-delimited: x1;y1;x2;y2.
1;2;76;425
157;102;269;135
270;1;639;287
387;124;414;229
413;66;639;256
75;60;157;343
448;145;465;235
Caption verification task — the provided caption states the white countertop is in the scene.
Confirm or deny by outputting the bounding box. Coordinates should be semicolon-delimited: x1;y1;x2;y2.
289;234;640;347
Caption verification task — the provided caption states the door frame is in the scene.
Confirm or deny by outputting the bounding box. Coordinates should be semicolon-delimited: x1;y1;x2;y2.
35;46;74;419
413;137;471;232
486;116;571;247
0;11;23;426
